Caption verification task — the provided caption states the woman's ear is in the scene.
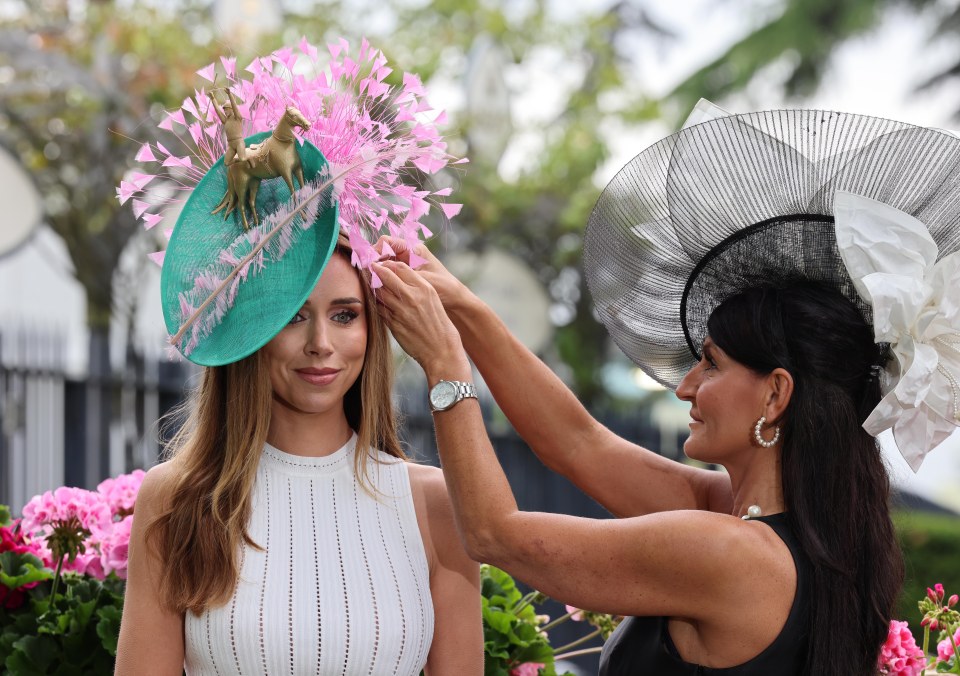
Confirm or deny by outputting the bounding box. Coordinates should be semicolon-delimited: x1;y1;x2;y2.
764;367;794;424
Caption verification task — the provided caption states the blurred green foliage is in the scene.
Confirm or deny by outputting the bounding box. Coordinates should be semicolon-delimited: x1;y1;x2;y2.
895;510;960;643
666;0;960;124
0;2;232;334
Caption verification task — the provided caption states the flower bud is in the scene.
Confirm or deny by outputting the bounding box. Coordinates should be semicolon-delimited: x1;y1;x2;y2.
935;583;945;600
928;587;939;602
949;594;959;608
921;617;930;628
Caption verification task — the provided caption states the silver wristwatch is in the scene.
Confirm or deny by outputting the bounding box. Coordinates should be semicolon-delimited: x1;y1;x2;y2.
429;380;478;412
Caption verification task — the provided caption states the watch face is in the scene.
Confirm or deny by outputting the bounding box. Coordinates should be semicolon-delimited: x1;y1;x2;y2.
430;381;458;410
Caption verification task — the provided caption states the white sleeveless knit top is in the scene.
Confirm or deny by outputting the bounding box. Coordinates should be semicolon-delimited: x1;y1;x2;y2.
184;434;434;675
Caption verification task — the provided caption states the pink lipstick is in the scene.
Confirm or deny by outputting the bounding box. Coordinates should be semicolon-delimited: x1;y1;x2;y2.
295;367;340;386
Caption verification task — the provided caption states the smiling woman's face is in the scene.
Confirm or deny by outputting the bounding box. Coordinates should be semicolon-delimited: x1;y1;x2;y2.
674;337;769;464
261;254;368;421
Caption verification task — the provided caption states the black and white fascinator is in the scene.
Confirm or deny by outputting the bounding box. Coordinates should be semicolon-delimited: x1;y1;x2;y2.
584;100;960;470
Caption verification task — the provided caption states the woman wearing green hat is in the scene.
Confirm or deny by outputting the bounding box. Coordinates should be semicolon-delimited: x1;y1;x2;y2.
373;105;960;675
114;41;482;675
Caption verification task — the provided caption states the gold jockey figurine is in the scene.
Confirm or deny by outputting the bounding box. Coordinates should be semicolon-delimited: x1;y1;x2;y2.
211;88;251;168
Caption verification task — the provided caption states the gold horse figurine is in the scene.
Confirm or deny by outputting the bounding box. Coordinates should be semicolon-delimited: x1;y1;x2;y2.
212;106;313;231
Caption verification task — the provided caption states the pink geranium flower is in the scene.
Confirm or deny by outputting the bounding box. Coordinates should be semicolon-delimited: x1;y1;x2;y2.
877;620;926;676
937;626;960;664
0;522;46;609
0;585;28;610
97;469;145;518
19;486;112;568
21;486;112;537
64;550;106;580
565;604;584;621
0;522;42;558
100;515;134;579
509;663;544;676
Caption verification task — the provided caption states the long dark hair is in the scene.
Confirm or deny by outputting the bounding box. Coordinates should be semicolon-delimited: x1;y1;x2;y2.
708;282;902;676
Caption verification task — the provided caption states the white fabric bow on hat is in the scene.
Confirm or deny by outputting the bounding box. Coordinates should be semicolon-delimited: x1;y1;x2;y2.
835;191;960;471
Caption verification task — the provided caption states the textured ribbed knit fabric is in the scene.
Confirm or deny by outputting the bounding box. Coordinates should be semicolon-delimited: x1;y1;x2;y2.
183;433;434;675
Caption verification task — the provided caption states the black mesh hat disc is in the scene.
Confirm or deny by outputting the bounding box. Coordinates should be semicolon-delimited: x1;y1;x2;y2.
584;109;960;389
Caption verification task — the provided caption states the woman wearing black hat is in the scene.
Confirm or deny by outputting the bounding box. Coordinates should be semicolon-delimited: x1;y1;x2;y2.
373;106;960;675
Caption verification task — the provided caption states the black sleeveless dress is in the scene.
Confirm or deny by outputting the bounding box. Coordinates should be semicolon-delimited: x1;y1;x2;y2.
598;513;809;676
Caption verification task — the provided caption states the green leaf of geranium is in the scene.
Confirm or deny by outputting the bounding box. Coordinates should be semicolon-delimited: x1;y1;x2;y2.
483;660;511;676
514;602;539;622
68;596;99;632
5;652;46;676
512;622;540;643
484;607;516;635
513;640;554;665
482;566;521;605
96;604;123;655
36;607;71;636
484;642;510;660
64;574;103;603
0;551;54;590
9;634;57;671
0;505;12;527
937;657;957;674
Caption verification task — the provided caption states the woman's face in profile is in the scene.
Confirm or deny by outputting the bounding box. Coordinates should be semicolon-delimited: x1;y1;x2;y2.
675;337;768;464
262;254;368;418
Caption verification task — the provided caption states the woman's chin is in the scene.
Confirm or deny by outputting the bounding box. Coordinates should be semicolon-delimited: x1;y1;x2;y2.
272;392;340;417
681;437;711;464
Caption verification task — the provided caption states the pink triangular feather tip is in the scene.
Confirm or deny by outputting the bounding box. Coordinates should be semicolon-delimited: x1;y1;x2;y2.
441;203;463;219
141;213;164;230
408;251;427;269
196;63;216;83
135;143;157;163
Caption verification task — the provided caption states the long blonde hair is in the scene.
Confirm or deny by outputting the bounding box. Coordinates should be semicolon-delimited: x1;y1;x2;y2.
147;234;405;614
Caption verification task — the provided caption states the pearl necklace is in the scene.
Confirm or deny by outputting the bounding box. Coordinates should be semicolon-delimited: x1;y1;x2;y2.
741;505;762;520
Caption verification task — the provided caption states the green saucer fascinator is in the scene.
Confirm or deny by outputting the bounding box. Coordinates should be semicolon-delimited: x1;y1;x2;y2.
118;38;463;365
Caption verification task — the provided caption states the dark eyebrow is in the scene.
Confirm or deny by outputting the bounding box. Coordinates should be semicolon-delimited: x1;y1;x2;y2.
330;297;363;306
299;297;364;311
702;340;717;359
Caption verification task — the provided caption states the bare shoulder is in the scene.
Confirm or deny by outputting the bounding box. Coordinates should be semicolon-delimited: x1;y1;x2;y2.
665;510;797;617
405;462;448;502
135;461;180;521
404;462;455;526
404;462;464;568
651;509;794;572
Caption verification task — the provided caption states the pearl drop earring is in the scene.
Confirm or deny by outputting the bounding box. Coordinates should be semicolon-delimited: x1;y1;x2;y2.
741;505;762;520
753;416;780;448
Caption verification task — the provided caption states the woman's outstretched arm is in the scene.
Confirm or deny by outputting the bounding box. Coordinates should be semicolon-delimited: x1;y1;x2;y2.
371;261;790;646
373;242;732;517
